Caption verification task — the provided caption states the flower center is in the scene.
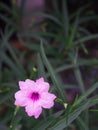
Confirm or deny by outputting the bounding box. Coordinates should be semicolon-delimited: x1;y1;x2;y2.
31;92;40;101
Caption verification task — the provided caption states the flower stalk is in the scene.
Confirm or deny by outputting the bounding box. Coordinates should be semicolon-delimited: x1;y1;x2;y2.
9;106;20;130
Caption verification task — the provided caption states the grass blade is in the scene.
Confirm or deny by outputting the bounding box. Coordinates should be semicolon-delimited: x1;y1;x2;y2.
40;42;66;102
76;82;98;105
74;34;98;46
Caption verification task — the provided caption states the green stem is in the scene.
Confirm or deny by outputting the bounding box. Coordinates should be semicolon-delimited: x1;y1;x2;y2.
70;49;89;129
9;106;20;130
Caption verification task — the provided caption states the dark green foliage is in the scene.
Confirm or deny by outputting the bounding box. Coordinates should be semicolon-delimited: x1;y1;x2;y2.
0;0;98;130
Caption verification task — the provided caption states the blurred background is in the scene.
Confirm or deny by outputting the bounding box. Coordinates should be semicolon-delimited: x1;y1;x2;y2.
0;0;98;130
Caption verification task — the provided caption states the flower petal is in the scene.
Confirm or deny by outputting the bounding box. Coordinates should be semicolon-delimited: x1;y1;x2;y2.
14;90;29;106
19;79;35;91
36;77;50;92
19;81;25;90
36;77;44;83
25;102;42;119
40;93;56;108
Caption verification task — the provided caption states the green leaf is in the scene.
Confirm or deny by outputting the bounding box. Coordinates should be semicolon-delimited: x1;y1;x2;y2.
79;15;98;24
74;34;98;46
67;11;80;49
19;0;26;16
0;31;24;74
0;14;14;26
48;96;98;130
76;82;98;105
62;0;69;39
52;0;60;18
76;117;89;130
25;12;62;26
32;110;64;130
37;53;47;80
55;58;98;73
48;101;89;130
0;89;14;104
40;42;66;102
73;67;85;93
0;52;22;77
0;2;12;14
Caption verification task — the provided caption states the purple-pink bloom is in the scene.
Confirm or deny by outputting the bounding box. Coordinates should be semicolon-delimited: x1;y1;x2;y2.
14;77;56;119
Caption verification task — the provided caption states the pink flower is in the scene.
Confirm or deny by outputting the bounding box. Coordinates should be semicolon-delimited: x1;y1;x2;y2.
14;77;56;119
